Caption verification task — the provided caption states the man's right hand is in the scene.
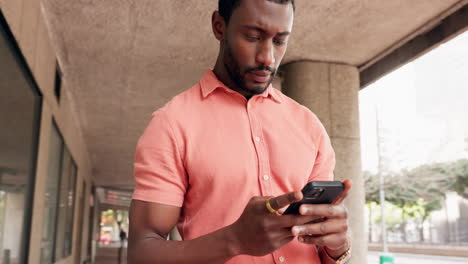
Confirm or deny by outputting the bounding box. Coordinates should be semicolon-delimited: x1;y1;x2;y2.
227;191;320;256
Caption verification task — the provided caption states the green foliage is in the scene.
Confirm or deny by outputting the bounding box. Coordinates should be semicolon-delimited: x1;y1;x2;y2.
451;159;468;199
363;171;380;203
364;158;468;221
369;202;404;229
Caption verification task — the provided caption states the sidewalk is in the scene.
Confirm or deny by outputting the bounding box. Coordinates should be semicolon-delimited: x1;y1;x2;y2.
94;246;127;264
368;251;468;264
368;243;468;258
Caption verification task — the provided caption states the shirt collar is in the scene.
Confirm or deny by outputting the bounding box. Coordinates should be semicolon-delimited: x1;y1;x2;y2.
200;69;283;104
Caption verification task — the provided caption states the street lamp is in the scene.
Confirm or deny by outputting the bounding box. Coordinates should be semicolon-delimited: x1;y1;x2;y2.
375;105;394;264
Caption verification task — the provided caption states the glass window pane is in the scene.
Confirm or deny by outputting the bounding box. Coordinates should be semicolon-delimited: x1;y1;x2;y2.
64;161;77;256
0;12;42;264
54;147;70;260
75;181;86;264
40;124;63;264
53;148;77;259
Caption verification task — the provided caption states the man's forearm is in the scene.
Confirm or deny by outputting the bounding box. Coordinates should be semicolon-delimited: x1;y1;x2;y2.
128;225;239;264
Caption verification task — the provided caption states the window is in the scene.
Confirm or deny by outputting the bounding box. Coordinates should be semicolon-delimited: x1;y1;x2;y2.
54;147;77;259
75;181;87;264
54;62;62;103
40;122;78;263
40;123;63;264
0;10;42;264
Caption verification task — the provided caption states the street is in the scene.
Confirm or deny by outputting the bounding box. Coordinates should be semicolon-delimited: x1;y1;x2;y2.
368;251;468;264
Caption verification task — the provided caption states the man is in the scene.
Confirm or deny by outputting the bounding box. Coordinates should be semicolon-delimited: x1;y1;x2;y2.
118;223;127;264
129;0;352;263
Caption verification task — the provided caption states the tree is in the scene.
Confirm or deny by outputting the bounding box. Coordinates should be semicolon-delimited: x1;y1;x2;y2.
364;159;468;243
450;159;468;199
363;159;468;241
363;171;380;203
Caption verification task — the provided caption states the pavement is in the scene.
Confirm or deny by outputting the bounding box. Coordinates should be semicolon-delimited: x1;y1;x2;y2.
368;251;468;264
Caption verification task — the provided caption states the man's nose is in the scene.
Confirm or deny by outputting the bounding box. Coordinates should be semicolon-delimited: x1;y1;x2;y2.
256;41;275;67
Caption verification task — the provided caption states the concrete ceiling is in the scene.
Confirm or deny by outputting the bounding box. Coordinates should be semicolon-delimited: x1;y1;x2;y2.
40;0;465;187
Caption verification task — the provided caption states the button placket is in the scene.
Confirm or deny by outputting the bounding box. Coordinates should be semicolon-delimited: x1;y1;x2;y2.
272;251;287;264
246;101;272;196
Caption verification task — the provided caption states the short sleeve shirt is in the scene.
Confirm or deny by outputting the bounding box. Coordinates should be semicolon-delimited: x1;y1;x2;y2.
133;70;335;264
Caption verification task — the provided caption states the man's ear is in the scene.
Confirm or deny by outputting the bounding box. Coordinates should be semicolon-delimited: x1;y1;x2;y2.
212;11;226;41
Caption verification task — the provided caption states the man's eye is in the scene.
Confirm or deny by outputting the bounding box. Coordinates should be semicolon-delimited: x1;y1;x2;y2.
274;39;286;46
246;35;261;41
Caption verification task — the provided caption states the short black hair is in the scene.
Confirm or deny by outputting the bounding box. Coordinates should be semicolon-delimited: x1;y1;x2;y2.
218;0;295;24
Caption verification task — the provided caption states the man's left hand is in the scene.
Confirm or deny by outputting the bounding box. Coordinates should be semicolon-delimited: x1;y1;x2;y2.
289;179;352;258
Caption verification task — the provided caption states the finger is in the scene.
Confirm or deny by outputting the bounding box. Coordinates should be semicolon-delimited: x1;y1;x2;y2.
333;179;352;204
291;218;348;236
276;214;320;228
299;204;348;219
268;191;303;211
266;227;295;241
277;207;287;215
298;232;348;249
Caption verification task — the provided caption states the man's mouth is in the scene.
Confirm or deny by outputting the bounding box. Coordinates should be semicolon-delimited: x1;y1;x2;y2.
248;71;271;83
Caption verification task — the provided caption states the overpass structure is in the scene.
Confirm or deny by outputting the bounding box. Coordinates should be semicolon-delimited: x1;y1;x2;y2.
0;0;467;263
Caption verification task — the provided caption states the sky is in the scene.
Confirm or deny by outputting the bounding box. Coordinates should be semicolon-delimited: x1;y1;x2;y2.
359;30;468;173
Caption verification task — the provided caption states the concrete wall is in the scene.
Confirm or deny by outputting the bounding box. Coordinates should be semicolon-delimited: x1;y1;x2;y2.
0;1;94;264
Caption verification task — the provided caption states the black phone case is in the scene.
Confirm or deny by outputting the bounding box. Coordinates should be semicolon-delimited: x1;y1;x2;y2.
283;181;344;215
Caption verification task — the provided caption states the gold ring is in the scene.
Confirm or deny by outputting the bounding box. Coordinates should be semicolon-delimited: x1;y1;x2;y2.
266;199;278;214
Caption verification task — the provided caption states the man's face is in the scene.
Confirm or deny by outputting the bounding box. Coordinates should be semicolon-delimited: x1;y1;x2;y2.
222;0;294;95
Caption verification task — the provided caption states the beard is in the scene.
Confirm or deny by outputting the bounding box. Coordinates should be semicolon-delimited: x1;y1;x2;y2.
223;38;277;96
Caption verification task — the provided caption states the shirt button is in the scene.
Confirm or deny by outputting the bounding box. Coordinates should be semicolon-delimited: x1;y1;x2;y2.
279;256;285;262
263;174;269;181
254;136;260;142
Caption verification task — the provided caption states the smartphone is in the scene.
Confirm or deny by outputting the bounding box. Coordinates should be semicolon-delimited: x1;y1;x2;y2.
283;181;344;215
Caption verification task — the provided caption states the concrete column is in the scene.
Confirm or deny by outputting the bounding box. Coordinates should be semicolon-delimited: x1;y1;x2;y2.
281;61;366;264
